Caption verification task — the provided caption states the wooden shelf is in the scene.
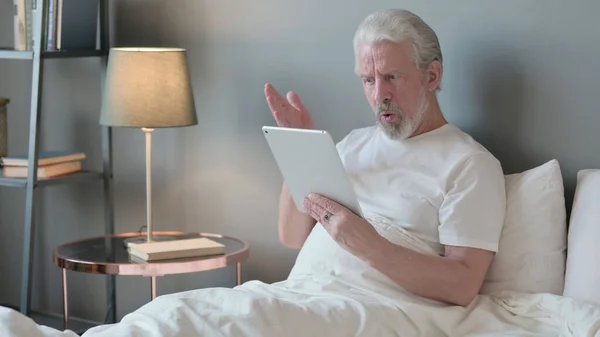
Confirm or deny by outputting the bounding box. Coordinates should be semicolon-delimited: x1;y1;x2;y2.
0;170;103;188
0;49;34;60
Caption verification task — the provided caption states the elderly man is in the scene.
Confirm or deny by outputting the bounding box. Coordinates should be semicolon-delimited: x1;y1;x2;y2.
264;9;506;307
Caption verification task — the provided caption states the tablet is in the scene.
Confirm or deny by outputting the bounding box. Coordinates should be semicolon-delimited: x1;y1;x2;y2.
262;126;364;218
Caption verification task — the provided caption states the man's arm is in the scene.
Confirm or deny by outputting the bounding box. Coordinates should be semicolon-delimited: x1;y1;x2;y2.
363;239;494;306
302;193;497;307
263;83;318;248
278;182;317;249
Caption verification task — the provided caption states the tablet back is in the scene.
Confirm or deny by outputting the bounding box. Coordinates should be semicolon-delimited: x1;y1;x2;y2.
262;126;363;217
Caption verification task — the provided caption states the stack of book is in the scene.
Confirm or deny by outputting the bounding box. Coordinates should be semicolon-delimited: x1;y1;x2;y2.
0;151;85;179
11;0;34;51
128;237;226;262
10;0;98;52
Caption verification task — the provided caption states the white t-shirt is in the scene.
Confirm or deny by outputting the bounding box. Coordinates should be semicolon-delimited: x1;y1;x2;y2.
335;123;506;254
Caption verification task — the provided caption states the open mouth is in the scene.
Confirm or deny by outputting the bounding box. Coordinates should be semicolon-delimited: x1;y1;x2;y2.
380;112;395;122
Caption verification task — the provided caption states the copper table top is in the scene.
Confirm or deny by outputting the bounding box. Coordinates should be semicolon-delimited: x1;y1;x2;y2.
53;231;250;277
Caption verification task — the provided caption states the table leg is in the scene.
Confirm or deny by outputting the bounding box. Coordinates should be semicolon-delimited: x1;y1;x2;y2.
62;269;69;330
237;263;242;286
151;276;157;300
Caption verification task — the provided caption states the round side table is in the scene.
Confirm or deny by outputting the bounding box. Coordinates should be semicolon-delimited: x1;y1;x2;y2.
53;231;250;329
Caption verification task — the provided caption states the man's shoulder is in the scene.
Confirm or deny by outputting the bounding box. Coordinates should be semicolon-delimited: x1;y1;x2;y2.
336;125;378;149
439;124;496;158
438;124;503;176
345;125;379;141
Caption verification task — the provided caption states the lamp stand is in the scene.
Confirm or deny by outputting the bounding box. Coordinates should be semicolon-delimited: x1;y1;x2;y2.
124;128;179;248
144;127;155;243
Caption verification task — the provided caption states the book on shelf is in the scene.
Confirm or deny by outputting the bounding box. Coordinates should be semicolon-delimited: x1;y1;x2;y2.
0;151;85;179
128;238;226;262
0;150;85;167
11;0;98;52
2;160;81;178
13;0;32;51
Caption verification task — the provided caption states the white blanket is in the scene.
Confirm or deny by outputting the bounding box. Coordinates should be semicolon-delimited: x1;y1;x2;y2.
2;215;600;337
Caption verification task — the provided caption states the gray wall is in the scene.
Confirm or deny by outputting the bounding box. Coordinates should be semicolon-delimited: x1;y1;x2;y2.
1;0;599;323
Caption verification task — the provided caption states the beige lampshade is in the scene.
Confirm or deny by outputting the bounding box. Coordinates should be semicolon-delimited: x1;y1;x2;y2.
99;47;198;128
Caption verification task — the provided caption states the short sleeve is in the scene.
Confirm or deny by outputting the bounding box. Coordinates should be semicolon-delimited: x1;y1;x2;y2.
335;129;356;155
438;154;507;252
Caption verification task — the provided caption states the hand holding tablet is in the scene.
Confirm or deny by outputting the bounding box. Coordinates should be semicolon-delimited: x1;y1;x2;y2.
263;83;363;218
262;126;364;218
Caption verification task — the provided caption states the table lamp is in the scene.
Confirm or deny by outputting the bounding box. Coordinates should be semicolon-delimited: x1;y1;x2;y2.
99;47;198;247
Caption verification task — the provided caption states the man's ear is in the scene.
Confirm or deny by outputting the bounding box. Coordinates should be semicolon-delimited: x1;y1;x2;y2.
425;60;443;92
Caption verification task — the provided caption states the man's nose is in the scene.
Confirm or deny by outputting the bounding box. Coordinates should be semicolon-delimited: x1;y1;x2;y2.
375;82;392;105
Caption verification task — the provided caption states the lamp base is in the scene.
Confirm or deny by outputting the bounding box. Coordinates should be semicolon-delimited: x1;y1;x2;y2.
123;235;180;248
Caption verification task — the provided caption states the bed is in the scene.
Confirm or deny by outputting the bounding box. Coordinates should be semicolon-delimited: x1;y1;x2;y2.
1;159;599;337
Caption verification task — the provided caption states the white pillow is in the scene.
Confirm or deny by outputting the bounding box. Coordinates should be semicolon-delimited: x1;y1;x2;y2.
563;169;600;304
480;159;567;295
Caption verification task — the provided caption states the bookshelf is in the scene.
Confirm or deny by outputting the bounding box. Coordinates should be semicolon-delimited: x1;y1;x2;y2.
0;0;116;328
0;50;34;59
0;50;108;60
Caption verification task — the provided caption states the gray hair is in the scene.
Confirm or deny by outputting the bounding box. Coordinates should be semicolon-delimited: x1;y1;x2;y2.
353;9;443;76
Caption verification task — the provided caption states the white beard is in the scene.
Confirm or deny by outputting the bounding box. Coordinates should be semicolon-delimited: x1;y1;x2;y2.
376;90;429;140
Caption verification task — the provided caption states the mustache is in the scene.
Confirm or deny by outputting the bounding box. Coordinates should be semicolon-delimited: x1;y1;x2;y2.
376;102;403;115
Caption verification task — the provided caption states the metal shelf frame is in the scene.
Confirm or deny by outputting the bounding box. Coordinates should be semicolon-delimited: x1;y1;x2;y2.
0;50;34;60
0;0;116;325
0;49;109;60
0;170;103;188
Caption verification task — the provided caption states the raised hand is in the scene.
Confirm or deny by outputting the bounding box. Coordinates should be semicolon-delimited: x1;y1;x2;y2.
265;83;315;129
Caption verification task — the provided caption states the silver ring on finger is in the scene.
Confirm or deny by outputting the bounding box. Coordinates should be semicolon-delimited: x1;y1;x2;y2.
323;212;333;222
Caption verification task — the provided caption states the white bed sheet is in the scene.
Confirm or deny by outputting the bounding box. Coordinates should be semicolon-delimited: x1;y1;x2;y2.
1;215;599;337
